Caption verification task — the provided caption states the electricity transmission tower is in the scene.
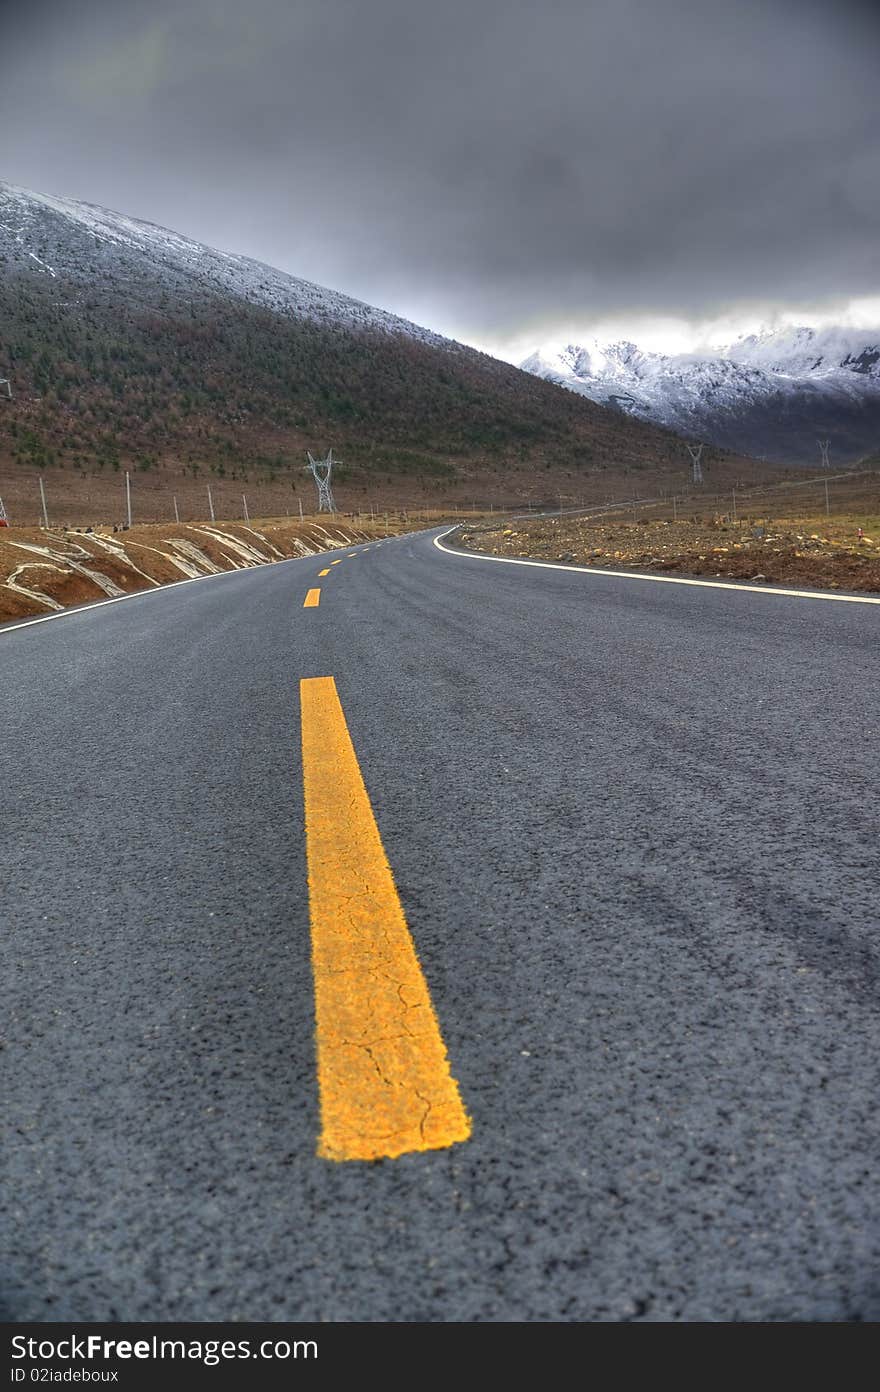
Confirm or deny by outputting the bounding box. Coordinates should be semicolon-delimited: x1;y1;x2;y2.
0;496;8;526
686;442;704;484
0;376;11;399
306;449;338;513
817;438;831;469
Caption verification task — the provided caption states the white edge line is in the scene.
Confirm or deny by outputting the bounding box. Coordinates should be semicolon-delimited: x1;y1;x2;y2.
432;528;880;606
0;551;309;637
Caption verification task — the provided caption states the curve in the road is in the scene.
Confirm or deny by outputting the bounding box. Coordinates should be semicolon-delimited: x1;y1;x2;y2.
433;527;880;605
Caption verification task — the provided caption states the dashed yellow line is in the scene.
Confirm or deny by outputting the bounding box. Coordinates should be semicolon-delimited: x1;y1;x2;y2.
331;559;343;565
318;568;331;577
304;588;321;608
300;676;471;1162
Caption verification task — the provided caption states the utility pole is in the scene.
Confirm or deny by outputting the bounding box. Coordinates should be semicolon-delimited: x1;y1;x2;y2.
207;485;215;522
298;497;304;522
686;443;704;485
242;494;249;522
672;495;678;521
825;476;830;517
732;488;737;522
173;495;180;523
125;471;132;528
39;476;49;528
818;439;831;470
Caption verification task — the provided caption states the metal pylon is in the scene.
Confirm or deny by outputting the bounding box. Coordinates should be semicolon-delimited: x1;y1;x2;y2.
817;439;830;469
0;496;8;526
306;449;337;513
686;442;704;484
0;377;11;399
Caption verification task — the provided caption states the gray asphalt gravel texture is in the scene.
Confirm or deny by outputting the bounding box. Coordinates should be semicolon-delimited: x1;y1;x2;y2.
2;528;878;1322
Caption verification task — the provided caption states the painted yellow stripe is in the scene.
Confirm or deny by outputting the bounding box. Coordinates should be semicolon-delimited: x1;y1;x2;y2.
348;551;357;557
304;588;321;608
331;559;343;565
318;568;331;577
300;676;471;1162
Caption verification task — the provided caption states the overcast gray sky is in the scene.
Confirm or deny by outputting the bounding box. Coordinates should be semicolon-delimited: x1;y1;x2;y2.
2;0;878;356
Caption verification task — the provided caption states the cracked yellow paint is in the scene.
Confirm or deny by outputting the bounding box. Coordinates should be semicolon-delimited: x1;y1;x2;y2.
303;588;321;608
300;676;471;1162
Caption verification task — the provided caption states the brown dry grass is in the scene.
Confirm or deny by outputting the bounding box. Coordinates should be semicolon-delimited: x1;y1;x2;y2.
0;445;797;532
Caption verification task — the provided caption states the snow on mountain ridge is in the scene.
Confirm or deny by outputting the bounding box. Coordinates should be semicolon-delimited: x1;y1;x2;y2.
720;324;880;377
0;180;448;347
520;324;880;465
525;325;880;386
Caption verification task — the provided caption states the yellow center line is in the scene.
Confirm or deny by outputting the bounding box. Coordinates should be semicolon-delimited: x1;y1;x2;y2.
303;588;321;608
331;559;343;565
318;568;331;577
347;552;357;557
300;676;471;1163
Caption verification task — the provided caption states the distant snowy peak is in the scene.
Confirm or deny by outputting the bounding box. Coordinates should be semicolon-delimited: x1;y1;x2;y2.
523;326;880;390
0;180;448;347
719;324;880;377
520;325;880;465
522;339;658;382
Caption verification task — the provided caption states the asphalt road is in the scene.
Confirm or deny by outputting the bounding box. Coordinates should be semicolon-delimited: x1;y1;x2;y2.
2;528;878;1322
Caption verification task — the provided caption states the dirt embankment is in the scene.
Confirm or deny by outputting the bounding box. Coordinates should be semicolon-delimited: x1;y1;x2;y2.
455;512;880;594
0;515;398;624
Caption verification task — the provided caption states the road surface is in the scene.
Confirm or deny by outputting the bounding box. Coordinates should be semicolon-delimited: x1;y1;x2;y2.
2;528;878;1321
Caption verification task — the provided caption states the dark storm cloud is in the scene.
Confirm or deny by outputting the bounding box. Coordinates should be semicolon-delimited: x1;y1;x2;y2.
1;0;878;343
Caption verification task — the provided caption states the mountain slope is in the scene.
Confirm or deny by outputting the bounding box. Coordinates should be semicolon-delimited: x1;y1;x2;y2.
0;181;753;512
522;326;880;467
0;182;448;346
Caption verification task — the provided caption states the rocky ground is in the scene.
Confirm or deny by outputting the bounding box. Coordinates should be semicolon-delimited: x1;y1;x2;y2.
456;511;880;594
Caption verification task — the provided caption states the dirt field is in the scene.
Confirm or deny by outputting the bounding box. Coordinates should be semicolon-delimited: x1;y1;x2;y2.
456;503;880;594
0;512;433;625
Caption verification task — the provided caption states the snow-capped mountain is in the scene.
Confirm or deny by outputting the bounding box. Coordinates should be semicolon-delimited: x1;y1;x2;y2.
0;181;447;345
521;326;880;465
2;181;714;489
